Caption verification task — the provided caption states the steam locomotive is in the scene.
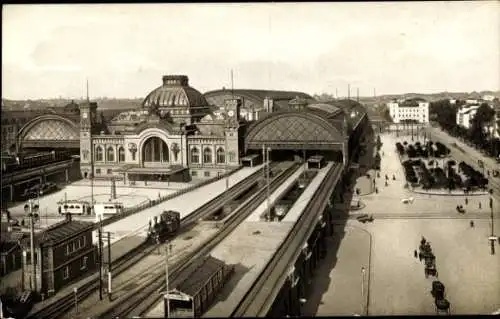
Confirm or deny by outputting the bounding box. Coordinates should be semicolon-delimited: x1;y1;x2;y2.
147;210;181;243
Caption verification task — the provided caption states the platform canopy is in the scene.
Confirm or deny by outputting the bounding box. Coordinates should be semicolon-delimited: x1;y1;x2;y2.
245;111;345;151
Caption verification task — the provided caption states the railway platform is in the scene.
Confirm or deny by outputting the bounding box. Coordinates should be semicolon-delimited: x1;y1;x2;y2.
246;164;306;221
94;165;264;250
201;163;336;318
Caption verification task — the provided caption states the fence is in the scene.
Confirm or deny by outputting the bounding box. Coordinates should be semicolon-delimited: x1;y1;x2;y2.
100;166;243;228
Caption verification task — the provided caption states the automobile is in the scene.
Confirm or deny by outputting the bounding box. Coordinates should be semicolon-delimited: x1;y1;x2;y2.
21;185;41;199
401;197;414;204
38;182;58;196
356;214;374;223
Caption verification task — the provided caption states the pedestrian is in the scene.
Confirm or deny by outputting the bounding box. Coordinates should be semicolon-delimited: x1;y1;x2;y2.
465;198;468;205
385;181;388;186
470;221;474;228
414;250;418;258
479;202;481;209
419;252;422;261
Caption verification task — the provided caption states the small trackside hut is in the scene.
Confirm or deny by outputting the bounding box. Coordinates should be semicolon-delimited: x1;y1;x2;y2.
164;255;234;318
20;215;97;298
307;155;325;170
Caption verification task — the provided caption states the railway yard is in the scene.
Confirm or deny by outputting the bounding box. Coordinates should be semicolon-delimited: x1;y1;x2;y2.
18;158;344;319
3;127;499;318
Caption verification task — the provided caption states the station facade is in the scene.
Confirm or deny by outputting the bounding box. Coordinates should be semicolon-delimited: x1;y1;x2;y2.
79;75;244;182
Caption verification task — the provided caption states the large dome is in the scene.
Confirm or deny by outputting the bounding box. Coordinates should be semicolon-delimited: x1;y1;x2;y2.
142;75;208;108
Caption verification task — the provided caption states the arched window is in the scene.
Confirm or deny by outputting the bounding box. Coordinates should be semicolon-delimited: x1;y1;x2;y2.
107;147;115;162
190;147;200;164
216;147;225;164
95;146;103;162
118;147;125;162
203;147;212;164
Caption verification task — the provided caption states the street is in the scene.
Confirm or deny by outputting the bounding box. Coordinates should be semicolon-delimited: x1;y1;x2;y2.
306;131;500;316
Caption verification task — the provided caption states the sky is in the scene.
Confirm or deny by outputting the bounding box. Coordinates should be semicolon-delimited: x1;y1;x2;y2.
2;2;500;100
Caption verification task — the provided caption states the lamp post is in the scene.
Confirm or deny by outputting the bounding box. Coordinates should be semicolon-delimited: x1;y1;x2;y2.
361;267;366;315
23;199;39;292
489;193;495;255
74;287;78;315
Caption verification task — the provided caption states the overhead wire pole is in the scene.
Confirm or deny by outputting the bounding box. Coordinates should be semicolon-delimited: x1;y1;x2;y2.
24;200;38;292
107;231;112;301
266;147;271;221
165;243;172;318
262;144;267;221
88;78;103;300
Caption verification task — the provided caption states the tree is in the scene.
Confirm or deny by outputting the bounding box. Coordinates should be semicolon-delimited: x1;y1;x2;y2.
469;103;495;148
430;99;459;132
382;107;393;122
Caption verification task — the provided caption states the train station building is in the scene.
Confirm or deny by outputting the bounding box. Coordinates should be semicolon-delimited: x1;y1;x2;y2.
79;75;244;183
5;72;370;187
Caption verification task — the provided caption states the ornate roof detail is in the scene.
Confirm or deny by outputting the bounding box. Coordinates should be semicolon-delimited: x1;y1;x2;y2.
110;109;159;124
142;75;208;109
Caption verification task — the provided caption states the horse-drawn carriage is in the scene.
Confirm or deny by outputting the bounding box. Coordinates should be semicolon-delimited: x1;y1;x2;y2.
419;240;438;278
419;241;433;257
431;281;450;314
435;297;451;315
425;258;438;278
431;281;445;299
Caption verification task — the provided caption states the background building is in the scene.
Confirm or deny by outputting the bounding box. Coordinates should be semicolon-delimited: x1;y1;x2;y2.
387;98;429;123
204;89;314;122
456;104;480;129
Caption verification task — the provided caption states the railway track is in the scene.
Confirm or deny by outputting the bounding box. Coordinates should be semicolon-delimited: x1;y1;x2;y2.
97;162;300;319
26;163;277;319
